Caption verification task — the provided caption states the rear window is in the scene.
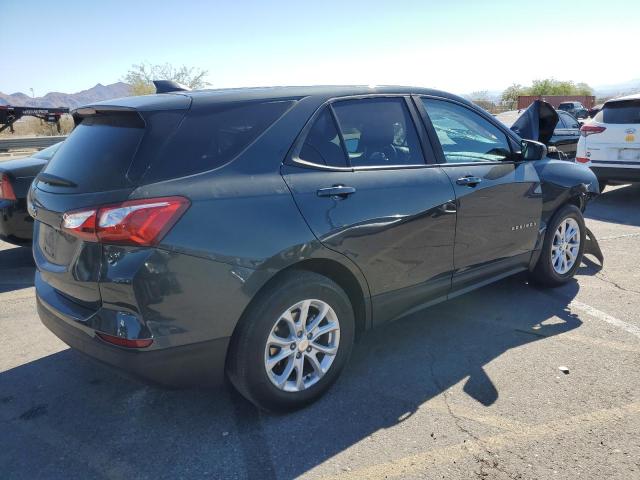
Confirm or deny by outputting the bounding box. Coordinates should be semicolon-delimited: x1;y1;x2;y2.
143;100;294;182
39;112;145;193
600;100;640;124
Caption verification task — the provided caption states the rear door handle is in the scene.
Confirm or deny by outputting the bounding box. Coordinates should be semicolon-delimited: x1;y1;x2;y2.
317;185;356;198
456;176;482;187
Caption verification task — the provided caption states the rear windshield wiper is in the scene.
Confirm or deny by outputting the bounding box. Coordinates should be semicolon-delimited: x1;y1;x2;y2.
37;173;77;188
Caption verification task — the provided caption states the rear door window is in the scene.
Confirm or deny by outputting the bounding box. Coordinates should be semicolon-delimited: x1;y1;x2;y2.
601;100;640;124
559;112;579;128
298;108;347;168
331;98;425;167
144;100;294;182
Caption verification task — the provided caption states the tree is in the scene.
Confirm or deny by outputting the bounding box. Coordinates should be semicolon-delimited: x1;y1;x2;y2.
500;79;594;111
501;83;524;110
123;62;210;95
526;79;593;96
469;90;496;112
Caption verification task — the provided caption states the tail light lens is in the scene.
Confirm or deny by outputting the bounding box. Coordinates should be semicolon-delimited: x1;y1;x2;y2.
96;332;153;348
576;157;590;164
0;173;16;200
62;196;189;246
580;125;606;137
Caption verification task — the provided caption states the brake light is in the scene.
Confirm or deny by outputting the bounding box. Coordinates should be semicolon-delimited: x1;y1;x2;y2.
0;173;16;200
96;332;153;348
580;125;606;137
576;157;590;163
62;196;189;246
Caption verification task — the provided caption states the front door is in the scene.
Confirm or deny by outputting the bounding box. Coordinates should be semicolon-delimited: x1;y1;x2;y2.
418;96;542;293
282;97;457;323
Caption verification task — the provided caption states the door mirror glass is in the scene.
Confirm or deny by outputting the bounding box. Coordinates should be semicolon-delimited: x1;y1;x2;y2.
521;139;547;161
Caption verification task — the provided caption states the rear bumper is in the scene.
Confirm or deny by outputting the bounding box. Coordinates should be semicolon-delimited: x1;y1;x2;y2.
37;293;230;388
590;166;640;183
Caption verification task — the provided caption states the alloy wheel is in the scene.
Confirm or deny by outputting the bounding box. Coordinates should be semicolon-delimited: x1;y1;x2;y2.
551;217;580;274
264;299;340;392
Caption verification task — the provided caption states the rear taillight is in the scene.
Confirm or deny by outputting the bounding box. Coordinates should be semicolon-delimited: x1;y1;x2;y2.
62;196;190;246
0;173;16;200
580;125;606;137
576;157;590;163
96;332;153;348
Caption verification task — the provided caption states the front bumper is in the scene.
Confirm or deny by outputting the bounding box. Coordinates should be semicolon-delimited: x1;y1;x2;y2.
37;292;230;388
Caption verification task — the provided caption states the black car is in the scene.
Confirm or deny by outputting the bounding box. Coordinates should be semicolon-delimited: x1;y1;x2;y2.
558;101;589;119
0;142;61;244
496;108;581;159
30;86;600;411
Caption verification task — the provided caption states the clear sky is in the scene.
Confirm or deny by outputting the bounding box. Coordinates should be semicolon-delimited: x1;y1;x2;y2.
3;0;639;96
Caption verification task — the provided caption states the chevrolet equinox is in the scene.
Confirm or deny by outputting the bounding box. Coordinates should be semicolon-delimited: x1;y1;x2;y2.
29;86;599;411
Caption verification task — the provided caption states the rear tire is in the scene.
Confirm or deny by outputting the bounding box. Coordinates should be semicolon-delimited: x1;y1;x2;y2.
530;204;585;287
226;270;355;412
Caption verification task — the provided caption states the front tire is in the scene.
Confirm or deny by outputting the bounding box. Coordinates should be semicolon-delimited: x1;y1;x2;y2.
226;270;355;412
530;204;586;287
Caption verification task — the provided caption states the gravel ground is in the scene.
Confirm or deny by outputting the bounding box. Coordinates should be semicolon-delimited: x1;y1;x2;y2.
1;184;639;480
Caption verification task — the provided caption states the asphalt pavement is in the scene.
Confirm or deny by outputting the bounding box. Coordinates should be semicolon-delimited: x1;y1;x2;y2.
1;185;639;479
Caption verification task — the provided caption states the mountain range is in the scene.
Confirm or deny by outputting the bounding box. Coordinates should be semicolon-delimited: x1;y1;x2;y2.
0;82;132;109
2;79;639;110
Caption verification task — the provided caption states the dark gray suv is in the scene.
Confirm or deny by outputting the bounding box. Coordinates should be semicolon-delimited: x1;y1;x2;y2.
30;86;599;411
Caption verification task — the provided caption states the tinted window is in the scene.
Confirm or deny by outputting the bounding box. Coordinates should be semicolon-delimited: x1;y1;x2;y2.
601;100;640;124
40;112;145;193
145;100;294;182
332;98;425;167
422;98;512;163
298;108;347;167
559;112;579;128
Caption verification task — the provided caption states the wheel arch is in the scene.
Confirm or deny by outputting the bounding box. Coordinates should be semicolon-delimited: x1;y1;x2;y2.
229;256;371;355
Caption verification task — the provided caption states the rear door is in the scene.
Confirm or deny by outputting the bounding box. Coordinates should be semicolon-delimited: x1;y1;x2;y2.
282;96;457;324
416;96;542;294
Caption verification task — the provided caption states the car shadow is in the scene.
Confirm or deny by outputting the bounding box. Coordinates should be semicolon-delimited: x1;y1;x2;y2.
586;183;640;227
0;273;584;479
0;243;34;293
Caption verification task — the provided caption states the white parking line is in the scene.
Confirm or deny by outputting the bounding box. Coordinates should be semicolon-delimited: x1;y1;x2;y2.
570;299;640;340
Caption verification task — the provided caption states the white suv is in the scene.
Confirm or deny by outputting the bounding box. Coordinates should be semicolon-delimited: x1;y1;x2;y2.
576;93;640;191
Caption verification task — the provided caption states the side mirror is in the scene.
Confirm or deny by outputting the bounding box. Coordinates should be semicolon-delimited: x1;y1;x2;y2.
521;139;548;161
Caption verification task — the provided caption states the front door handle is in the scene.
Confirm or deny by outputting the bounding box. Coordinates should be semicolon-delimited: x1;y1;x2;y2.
317;185;356;198
456;176;482;187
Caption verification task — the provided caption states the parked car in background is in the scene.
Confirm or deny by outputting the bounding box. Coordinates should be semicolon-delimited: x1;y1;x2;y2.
30;86;600;411
588;103;603;118
0;142;61;244
496;108;581;159
576;93;640;191
558;101;589;119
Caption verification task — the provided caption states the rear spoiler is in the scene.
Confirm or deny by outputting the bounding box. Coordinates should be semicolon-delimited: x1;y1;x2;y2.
153;80;191;94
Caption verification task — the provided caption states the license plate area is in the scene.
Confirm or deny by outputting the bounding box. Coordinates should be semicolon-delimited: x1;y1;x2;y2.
38;222;79;266
619;148;640;161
